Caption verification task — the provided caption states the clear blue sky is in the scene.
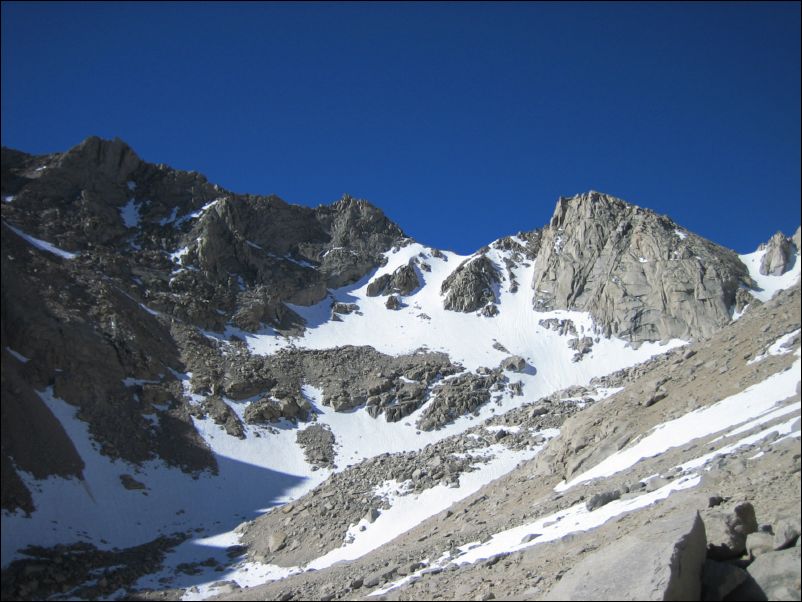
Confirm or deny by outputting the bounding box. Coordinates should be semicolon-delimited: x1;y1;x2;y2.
2;1;800;253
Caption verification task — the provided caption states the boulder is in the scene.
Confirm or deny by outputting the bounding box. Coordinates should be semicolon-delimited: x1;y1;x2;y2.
500;355;527;372
747;532;775;559
773;517;801;550
543;511;706;601
742;546;801;601
385;295;402;310
366;274;392;297
759;231;796;276
585;489;621;511
267;532;287;553
704;501;758;560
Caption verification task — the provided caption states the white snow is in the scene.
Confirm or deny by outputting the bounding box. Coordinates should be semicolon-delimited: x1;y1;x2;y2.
555;355;801;491
740;246;801;302
308;444;542;571
172;437;552;599
747;328;800;364
250;242;683;379
159;207;179;226
170;245;191;264
372;474;701;596
3;222;78;259
119;198;140;229
679;414;800;473
674;229;688;240
0;388;325;564
5;347;30;363
3;195;15;203
159;198;223;229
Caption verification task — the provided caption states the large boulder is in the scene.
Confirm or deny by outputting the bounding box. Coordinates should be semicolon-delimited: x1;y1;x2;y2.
703;501;759;560
543;511;707;600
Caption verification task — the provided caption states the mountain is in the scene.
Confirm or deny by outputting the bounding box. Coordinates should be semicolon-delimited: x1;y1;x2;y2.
1;138;799;601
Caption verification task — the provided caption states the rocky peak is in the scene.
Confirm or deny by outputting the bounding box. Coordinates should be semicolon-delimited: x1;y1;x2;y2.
532;191;752;342
759;230;798;276
55;136;142;184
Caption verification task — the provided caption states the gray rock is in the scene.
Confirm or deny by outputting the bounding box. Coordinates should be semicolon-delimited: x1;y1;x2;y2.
331;302;358;315
385;294;402;310
441;255;499;313
296;424;336;468
530;192;752;342
773;517;801;550
700;559;749;601
747;532;775;558
268;531;287;553
366;260;420;297
746;546;801;601
585;489;621;511
759;231;796;276
500;355;527;372
543;511;707;600
704;501;758;560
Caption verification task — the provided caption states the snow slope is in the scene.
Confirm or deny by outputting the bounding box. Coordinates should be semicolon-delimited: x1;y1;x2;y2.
740;246;801;302
2;241;686;577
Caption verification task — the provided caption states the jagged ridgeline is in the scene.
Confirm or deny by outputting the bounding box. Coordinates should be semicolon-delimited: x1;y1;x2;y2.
0;137;776;515
2;138;799;602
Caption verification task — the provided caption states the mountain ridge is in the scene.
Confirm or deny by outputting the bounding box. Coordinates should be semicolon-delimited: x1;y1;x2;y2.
1;137;799;601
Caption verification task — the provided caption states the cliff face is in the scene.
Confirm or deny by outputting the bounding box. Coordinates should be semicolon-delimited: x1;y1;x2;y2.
529;191;753;342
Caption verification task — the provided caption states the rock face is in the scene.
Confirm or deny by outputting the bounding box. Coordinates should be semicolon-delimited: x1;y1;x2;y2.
441;255;500;313
0;138;407;511
544;511;707;600
760;230;798;276
366;260;420;297
530;192;752;341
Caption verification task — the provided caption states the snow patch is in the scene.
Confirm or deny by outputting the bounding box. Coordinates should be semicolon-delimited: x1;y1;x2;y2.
740;247;801;302
556;356;801;491
747;328;800;364
3;222;78;259
119;198;140;229
5;347;30;363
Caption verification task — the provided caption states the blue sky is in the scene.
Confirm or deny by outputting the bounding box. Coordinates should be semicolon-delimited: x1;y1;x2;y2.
2;1;799;253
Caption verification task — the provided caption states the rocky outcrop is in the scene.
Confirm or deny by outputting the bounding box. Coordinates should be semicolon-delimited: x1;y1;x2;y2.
760;230;798;276
441;255;500;313
530;192;753;342
366;260;420;297
0;138;411;509
416;369;510;431
296;424;336;468
500;355;527;372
